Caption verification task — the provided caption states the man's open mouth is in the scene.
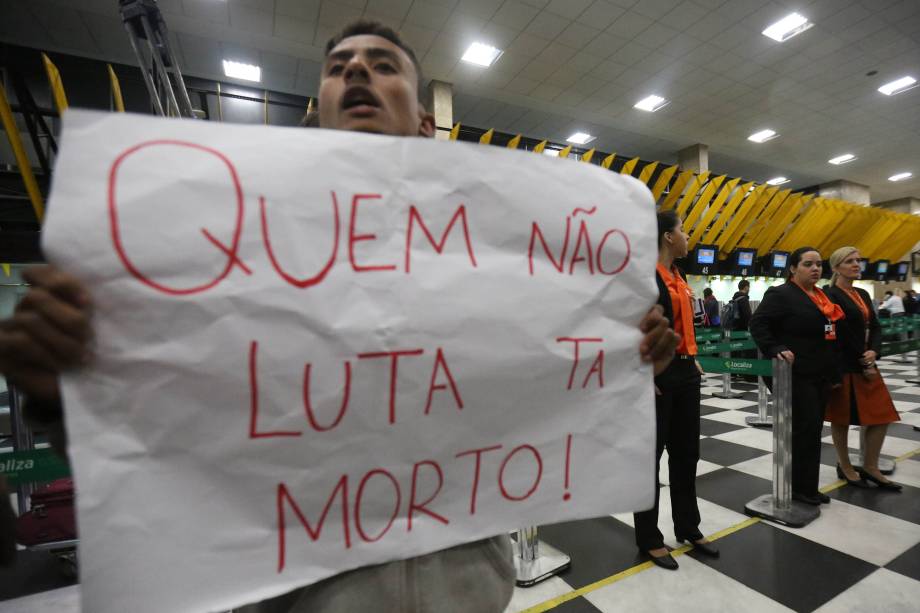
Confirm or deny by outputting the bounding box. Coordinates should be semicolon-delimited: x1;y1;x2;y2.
342;87;381;112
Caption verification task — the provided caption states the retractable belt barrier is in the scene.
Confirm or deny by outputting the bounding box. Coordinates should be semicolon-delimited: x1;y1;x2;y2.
512;526;571;587
696;328;757;400
741;358;821;527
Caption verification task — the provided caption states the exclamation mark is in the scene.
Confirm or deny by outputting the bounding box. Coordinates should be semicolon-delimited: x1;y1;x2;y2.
563;434;573;501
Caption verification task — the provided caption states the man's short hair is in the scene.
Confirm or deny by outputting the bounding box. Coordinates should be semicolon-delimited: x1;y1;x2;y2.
325;20;425;103
738;280;750;291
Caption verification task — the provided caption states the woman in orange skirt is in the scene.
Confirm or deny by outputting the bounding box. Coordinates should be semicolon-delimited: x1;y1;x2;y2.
826;246;901;491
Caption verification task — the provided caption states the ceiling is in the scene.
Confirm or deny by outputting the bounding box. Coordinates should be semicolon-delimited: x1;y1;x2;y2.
1;0;918;203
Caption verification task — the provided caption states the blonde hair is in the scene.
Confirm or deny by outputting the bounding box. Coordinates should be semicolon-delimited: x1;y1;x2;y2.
829;246;859;285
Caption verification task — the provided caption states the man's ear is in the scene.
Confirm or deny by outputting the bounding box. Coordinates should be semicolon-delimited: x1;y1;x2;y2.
418;110;436;138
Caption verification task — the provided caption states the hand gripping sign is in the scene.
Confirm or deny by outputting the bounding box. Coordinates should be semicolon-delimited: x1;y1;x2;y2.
44;110;657;613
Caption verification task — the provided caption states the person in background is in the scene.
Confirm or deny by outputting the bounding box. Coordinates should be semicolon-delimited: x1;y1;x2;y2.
903;289;919;315
826;247;901;491
731;280;752;332
750;247;843;506
634;210;719;571
703;288;720;328
879;290;905;318
0;20;680;613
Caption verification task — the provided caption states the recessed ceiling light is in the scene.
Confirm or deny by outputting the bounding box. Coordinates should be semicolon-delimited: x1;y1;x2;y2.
748;129;778;143
766;176;789;186
889;172;913;182
878;76;917;96
762;13;814;42
461;42;503;67
828;154;857;165
566;132;595;145
634;94;668;112
223;60;261;82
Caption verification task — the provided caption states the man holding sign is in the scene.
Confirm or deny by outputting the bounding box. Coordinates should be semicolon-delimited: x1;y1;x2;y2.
0;20;676;613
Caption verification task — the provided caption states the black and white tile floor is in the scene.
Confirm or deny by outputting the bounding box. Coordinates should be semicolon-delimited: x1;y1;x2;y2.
504;357;920;613
3;361;919;612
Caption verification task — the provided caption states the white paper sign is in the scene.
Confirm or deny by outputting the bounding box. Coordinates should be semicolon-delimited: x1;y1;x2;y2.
44;110;657;613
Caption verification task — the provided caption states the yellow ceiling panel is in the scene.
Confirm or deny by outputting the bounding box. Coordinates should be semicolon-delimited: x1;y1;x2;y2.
659;169;697;210
687;178;740;249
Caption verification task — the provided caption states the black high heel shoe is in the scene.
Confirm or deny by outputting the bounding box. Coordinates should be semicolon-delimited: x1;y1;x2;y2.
677;537;720;558
857;467;903;491
836;464;871;488
641;547;679;570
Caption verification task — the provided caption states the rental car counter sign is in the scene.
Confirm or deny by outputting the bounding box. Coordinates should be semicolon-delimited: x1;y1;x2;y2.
45;110;657;613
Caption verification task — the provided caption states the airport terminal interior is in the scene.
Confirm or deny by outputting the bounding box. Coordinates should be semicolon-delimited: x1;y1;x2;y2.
1;0;920;611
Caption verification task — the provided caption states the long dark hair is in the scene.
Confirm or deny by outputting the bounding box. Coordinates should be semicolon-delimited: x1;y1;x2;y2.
786;246;819;280
657;210;680;249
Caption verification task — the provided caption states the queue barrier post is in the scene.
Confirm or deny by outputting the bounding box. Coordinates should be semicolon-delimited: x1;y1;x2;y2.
745;350;773;428
907;321;920;385
897;326;911;363
512;526;571;587
744;358;820;528
713;329;743;399
7;383;35;515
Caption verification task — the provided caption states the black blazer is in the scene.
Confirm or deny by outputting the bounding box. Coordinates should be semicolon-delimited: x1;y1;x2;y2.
825;285;882;373
749;282;842;382
654;270;700;389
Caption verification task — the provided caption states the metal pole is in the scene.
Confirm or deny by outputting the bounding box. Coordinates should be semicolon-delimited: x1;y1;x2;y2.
908;326;920;385
122;21;165;116
897;328;910;363
746;350;773;428
512;526;571;587
714;328;742;399
744;358;819;527
773;357;791;508
139;15;183;118
8;384;35;515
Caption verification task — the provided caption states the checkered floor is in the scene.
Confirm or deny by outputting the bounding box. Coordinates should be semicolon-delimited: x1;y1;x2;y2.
503;357;920;613
3;362;919;613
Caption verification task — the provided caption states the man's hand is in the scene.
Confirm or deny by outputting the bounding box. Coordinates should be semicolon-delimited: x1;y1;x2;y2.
0;265;92;403
639;305;678;376
777;350;794;364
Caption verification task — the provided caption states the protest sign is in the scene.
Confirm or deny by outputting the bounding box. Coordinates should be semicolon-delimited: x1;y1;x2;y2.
44;110;657;612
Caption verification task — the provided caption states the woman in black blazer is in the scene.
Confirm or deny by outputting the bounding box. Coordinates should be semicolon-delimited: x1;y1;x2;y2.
749;246;843;506
825;246;901;490
634;210;718;571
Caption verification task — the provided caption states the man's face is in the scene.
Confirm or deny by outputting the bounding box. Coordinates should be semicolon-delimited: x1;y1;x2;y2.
319;34;435;137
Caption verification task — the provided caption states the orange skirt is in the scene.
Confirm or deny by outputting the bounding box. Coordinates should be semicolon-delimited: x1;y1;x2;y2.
825;372;900;426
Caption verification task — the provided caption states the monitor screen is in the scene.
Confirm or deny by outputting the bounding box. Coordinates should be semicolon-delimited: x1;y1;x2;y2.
772;253;788;268
859;259;867;272
697;248;715;264
877;261;889;274
737;251;754;266
898;262;909;274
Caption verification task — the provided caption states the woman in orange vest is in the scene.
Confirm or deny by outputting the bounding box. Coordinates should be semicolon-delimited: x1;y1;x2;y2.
825;246;901;490
750;247;844;505
634;210;718;570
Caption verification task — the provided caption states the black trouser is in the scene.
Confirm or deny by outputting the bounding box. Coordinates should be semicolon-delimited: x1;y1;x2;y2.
635;359;702;551
791;376;828;496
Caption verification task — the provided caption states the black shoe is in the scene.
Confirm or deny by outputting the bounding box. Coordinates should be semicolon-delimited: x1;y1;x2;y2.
857;467;903;492
678;537;720;558
836;464;871;488
641;548;679;570
792;492;821;506
817;492;831;504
